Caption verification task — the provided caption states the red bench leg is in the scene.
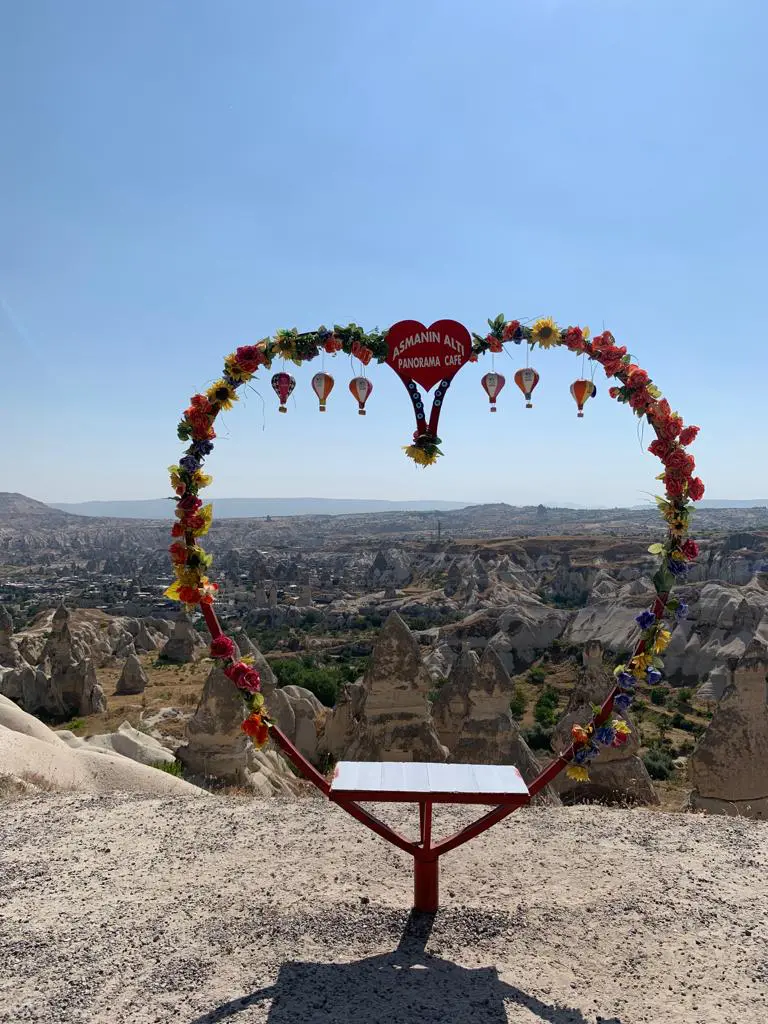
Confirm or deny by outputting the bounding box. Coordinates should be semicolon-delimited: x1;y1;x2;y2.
414;856;439;912
414;800;438;911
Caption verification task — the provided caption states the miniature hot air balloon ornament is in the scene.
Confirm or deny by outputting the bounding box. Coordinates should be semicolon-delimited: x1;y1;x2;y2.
311;371;335;412
349;376;373;415
271;371;295;413
481;371;506;413
514;367;540;409
570;379;597;418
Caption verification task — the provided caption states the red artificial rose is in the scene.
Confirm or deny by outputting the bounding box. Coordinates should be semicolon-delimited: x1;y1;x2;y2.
664;448;695;475
688;476;705;502
324;335;342;354
210;635;236;660
469;352;478;363
486;335;503;353
235;345;263;372
608;386;621;399
649;438;673;459
682;539;699;560
629;389;652;411
602;358;625;378
627;367;649;389
188;394;212;412
171;522;185;537
237;669;261;694
168;542;187;563
177;585;200;604
177;494;202;512
664;473;685;498
679;425;700;446
502;320;520;341
185;512;206;532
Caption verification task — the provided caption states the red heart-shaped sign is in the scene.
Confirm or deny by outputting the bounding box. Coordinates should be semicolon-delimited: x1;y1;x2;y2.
386;319;472;392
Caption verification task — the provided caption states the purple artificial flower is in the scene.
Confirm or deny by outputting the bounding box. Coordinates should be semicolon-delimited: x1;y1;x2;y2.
646;668;663;685
668;558;689;578
573;748;590;765
179;455;200;473
595;725;616;746
635;610;656;630
675;601;689;621
190;439;214;458
614;693;632;711
617;671;636;687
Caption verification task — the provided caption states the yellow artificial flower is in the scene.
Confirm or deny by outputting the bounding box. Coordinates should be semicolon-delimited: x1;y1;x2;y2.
206;379;239;411
403;445;439;467
223;354;254;384
654;629;672;653
630;653;653;674
531;317;561;349
670;550;686;562
613;719;631;737
192;503;214;537
164;581;182;601
566;764;590;783
193;471;213;489
168;465;183;490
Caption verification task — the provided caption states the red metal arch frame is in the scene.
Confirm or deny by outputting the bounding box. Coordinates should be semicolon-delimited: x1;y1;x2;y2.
166;315;704;908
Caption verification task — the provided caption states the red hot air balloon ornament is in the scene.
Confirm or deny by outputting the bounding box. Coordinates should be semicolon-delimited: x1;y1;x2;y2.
481;371;506;412
311;371;335;412
349;376;373;415
514;367;540;409
271;372;296;413
570;378;597;418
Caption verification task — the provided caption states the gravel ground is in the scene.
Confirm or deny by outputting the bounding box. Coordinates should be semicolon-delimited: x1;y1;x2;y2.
1;794;767;1024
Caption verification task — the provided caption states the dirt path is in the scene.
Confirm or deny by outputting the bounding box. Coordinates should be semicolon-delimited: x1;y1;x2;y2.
1;796;766;1023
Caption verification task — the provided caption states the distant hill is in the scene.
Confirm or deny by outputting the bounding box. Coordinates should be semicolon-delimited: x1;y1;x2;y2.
697;499;768;508
47;496;472;519
0;492;74;522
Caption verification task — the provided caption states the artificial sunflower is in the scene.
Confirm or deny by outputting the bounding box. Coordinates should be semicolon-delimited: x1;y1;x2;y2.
653;629;672;653
206;379;239;411
223;355;254;384
531;317;561;349
566;764;590;783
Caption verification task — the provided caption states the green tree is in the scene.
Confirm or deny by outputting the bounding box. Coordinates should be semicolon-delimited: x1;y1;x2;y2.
509;685;527;721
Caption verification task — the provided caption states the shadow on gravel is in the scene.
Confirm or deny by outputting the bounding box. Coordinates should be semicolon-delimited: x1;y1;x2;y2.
188;910;623;1024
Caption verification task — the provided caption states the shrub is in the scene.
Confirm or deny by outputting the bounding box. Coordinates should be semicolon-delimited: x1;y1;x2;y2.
528;666;547;685
152;759;183;777
676;687;693;708
649;686;667;707
509;685;527;721
643;746;673;781
670;711;695;732
269;657;344;707
523;723;553;751
533;686;559;729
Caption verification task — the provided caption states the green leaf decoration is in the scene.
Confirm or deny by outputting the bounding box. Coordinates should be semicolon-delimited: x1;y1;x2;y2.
648;543;665;555
652;567;675;595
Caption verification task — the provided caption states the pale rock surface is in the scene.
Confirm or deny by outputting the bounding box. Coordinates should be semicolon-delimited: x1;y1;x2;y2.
80;721;176;767
690;640;768;817
431;648;480;752
343;612;447;762
38;605;107;720
696;664;731;703
158;609;204;663
318;678;366;760
550;640;658;805
0;695;204;797
177;660;303;795
446;646;559;804
115;654;148;695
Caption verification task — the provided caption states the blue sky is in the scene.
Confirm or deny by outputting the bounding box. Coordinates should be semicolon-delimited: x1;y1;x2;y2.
1;0;765;506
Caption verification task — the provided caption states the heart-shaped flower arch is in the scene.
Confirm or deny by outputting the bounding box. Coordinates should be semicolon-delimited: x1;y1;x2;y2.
165;316;704;785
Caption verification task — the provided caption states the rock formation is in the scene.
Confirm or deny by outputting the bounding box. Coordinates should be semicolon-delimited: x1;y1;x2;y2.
115;654;149;695
158;610;203;664
342;612;447;762
431;648;480;752
550;640;657;805
60;720;176;767
177;657;304;796
40;604;107;719
0;694;204;797
689;640;768;817
445;646;559;803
